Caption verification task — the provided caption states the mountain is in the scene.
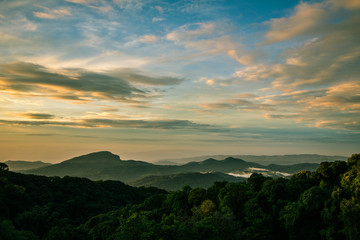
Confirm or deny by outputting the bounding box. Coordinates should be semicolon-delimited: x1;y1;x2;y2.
180;157;262;172
24;151;320;184
130;172;246;191
157;154;347;165
23;151;169;182
155;160;179;165
3;160;51;171
266;163;320;173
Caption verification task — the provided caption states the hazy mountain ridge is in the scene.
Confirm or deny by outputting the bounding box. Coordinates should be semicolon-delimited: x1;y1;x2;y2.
157;154;347;165
23;151;320;187
23;151;161;182
4;160;51;171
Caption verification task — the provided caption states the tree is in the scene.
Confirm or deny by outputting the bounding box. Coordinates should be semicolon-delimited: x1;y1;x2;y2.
0;163;9;171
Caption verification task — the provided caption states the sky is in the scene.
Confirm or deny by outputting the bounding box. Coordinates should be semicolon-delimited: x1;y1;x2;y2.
0;0;359;163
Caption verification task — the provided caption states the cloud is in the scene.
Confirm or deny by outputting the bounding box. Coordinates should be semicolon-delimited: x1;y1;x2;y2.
0;117;212;130
314;119;360;130
166;23;251;65
264;0;360;44
205;79;215;86
82;118;211;129
19;112;56;120
233;64;269;81
0;61;143;102
124;35;159;47
0;119;79;127
113;0;144;10
234;0;360;91
264;2;328;44
155;6;163;14
166;22;215;42
263;113;300;119
138;34;157;43
65;0;92;3
65;0;112;12
25;133;59;136
108;68;184;86
152;17;165;22
261;81;360;130
33;8;71;19
0;62;184;110
200;98;273;111
330;0;360;10
301;81;360;111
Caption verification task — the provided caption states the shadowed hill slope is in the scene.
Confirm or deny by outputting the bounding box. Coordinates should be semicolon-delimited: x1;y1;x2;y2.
130;171;246;191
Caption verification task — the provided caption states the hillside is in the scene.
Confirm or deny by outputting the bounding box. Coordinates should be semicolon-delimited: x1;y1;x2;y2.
3;161;51;171
0;167;165;239
130;172;246;191
24;151;320;184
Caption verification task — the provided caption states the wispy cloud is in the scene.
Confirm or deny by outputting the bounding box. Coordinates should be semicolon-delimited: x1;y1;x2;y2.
65;0;112;12
33;8;71;19
260;81;360;130
232;0;360;93
138;34;158;43
152;17;165;22
108;68;184;86
200;98;273;111
0;62;184;110
264;2;328;44
113;0;145;10
82;118;210;129
166;22;216;42
165;22;251;65
0;117;212;130
0;62;142;103
155;6;163;14
18;112;56;120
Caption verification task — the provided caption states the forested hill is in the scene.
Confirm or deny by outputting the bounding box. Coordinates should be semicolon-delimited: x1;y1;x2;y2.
0;153;359;240
0;167;165;239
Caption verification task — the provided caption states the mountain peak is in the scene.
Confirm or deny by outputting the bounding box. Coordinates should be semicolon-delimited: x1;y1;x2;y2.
223;157;245;162
65;151;121;163
203;158;218;163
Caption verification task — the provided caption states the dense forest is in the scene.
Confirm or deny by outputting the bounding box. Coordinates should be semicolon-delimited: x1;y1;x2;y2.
0;153;359;240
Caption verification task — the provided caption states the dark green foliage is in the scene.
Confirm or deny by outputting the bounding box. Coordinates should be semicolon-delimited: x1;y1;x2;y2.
1;153;359;239
0;162;9;171
0;170;164;239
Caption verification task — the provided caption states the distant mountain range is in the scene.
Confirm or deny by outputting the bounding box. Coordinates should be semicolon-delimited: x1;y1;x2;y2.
15;151;323;190
156;154;347;165
4;160;51;171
